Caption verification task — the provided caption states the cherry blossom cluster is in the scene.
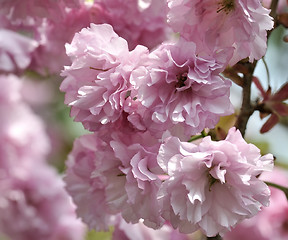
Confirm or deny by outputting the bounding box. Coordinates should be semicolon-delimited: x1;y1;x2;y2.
167;0;274;65
60;0;276;237
0;75;86;240
2;0;287;239
0;0;169;75
0;0;173;238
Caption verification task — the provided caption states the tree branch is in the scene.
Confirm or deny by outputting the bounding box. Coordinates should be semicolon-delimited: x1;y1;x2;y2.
269;0;279;21
234;61;257;136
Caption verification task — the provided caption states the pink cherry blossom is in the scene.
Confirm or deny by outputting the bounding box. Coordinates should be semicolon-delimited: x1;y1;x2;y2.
110;129;164;229
64;124;164;231
157;127;274;237
0;29;37;73
28;3;92;75
1;0;168;75
0;1;92;75
0;75;50;167
0;74;22;103
133;38;233;137
224;168;288;240
112;215;190;240
0;104;50;166
0;75;85;240
90;0;169;50
61;23;150;131
0;162;86;240
167;0;274;65
64;132;122;231
0;0;81;23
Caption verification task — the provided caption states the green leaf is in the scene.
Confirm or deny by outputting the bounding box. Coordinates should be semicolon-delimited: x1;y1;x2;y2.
85;228;114;240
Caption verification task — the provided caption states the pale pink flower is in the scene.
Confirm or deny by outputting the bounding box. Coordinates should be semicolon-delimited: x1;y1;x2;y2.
64;132;122;231
0;104;50;166
133;38;233;137
90;0;169;50
0;80;83;240
61;23;149;131
112;215;190;240
224;168;288;240
157;127;274;237
20;76;56;106
0;162;86;240
0;74;22;103
0;0;81;23
0;29;37;73
29;3;92;75
110;130;164;229
64;125;164;231
0;1;92;75
0;75;50;167
167;0;274;65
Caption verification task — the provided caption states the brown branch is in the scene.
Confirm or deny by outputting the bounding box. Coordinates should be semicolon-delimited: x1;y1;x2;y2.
269;0;279;21
268;0;279;38
234;0;280;137
234;61;257;136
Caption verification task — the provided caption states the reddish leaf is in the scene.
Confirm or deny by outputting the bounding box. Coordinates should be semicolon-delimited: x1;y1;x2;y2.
252;76;267;98
278;13;288;28
260;111;270;119
272;102;288;116
271;82;288;101
260;114;279;134
266;87;272;100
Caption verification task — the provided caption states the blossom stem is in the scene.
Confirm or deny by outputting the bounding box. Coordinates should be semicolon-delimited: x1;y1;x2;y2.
89;66;110;71
265;181;288;200
188;130;208;142
261;57;270;87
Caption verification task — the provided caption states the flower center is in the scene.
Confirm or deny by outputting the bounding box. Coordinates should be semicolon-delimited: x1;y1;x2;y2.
208;173;219;191
217;0;235;14
175;72;188;89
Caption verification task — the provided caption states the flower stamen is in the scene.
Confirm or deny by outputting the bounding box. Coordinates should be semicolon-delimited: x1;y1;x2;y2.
217;0;235;14
175;72;188;89
89;66;110;71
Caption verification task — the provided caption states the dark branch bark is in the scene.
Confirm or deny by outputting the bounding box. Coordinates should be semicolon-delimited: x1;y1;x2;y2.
269;0;279;20
234;61;257;136
234;0;279;137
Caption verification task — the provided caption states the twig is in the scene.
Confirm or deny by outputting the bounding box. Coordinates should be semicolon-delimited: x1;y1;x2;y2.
261;57;271;87
265;181;288;200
